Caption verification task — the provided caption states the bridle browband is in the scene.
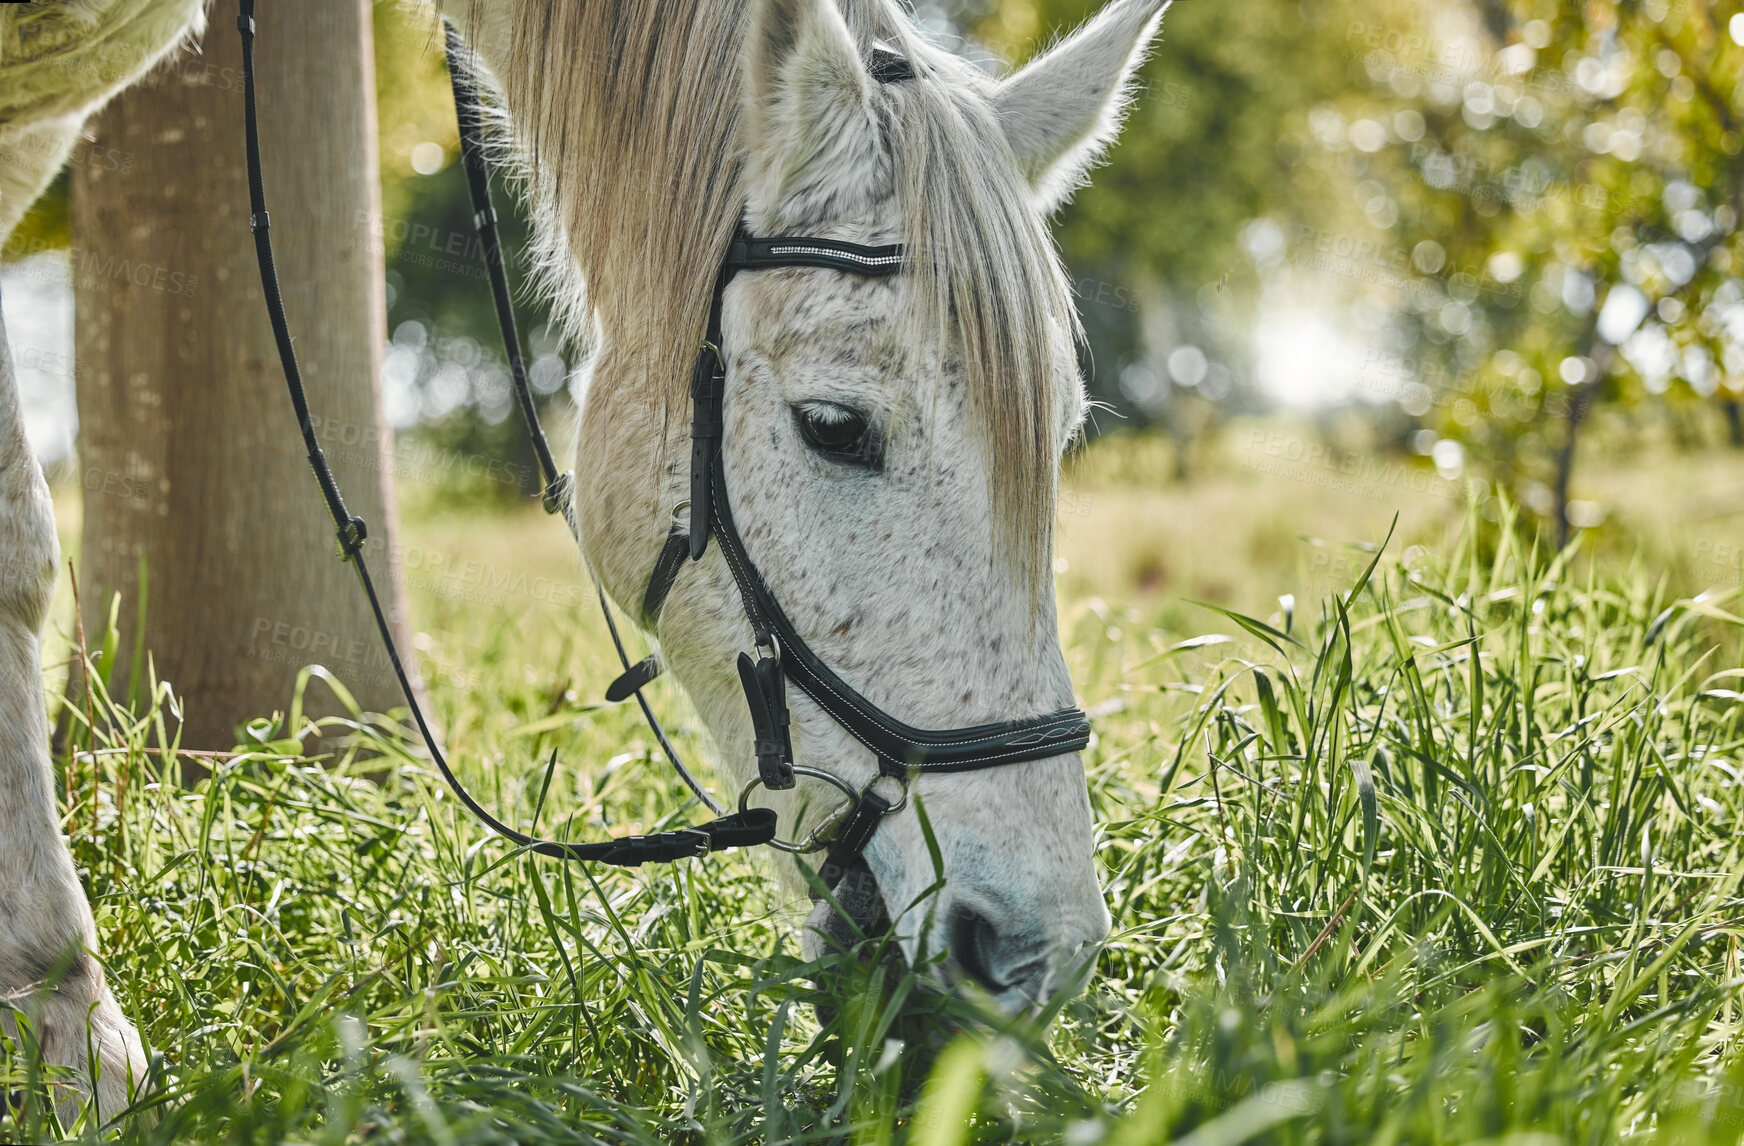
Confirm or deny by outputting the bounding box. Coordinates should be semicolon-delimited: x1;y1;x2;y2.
234;5;1091;891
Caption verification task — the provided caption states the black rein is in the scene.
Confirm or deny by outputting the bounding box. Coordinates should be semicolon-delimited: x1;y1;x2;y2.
237;3;773;865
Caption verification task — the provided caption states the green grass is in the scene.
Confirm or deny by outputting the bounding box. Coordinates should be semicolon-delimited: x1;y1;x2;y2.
7;488;1744;1143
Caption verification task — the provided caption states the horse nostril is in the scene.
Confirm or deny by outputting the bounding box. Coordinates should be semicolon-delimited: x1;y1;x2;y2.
947;902;1006;992
947;902;1055;1001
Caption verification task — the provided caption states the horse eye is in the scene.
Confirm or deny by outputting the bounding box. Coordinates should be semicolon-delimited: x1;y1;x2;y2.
793;401;883;468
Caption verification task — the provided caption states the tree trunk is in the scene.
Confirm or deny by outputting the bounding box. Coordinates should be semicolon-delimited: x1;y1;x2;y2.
70;0;410;749
1552;385;1589;550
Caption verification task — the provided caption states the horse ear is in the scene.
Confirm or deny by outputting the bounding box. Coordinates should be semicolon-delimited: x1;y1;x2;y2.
992;0;1169;214
742;0;880;220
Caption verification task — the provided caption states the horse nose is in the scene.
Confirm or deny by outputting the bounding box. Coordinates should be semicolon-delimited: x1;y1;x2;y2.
946;902;1056;1004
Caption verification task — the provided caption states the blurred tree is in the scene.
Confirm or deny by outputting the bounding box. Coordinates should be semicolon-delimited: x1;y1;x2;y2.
71;0;412;748
1324;0;1744;538
962;0;1379;452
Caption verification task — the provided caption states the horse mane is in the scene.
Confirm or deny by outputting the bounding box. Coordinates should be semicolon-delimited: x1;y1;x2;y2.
493;0;1075;581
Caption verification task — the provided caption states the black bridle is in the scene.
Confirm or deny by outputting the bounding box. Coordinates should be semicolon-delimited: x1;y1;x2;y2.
234;5;1091;890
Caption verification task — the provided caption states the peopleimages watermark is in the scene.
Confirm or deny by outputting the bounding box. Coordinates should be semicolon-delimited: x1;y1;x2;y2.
395;542;587;610
310;414;535;491
1288;223;1524;307
1403;145;1645;216
1694;537;1744;573
244;613;555;694
1344;18;1575;99
1357;351;1576;420
0;133;135;176
84;467;150;505
12;343;75;381
350;210;540;284
1240;430;1467;503
4;236;199;298
1154;80;1195;110
1072;276;1142;313
249;616;395;684
260;535;588;610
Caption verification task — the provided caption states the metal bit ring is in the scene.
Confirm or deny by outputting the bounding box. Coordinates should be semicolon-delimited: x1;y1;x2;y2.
738;765;859;853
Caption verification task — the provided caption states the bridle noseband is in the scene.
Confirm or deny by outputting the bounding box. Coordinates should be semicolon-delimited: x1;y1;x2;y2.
235;5;1090;894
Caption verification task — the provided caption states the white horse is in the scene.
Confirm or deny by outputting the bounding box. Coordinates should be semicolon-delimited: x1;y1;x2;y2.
0;0;206;1124
0;0;1167;1115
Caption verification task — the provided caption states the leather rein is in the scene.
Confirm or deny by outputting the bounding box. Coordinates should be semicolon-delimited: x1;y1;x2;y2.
235;5;1092;891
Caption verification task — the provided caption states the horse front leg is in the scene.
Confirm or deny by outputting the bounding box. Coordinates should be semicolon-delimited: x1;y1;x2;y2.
0;276;149;1128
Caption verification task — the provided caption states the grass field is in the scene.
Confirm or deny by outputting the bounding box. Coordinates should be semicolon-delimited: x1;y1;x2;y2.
7;426;1744;1144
